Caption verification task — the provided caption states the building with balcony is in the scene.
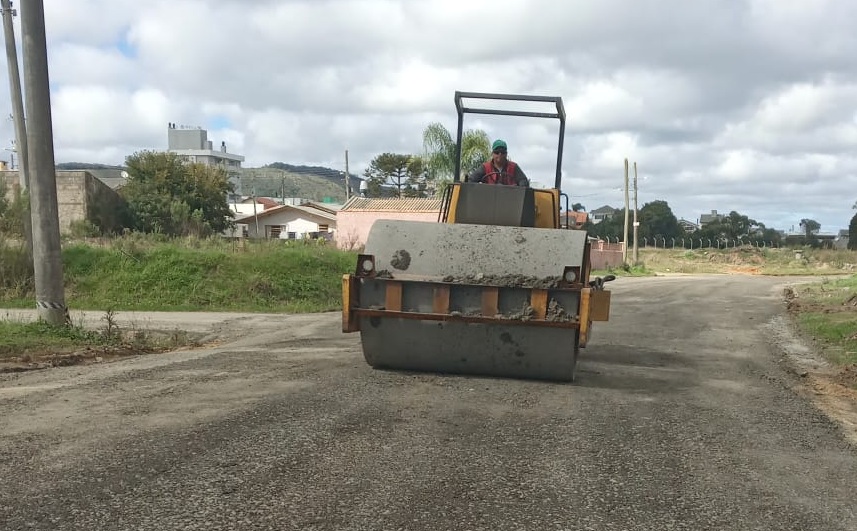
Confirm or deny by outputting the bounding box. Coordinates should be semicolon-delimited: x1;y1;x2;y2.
167;123;245;197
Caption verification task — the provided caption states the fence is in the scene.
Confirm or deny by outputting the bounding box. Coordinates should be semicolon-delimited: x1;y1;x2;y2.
591;236;786;250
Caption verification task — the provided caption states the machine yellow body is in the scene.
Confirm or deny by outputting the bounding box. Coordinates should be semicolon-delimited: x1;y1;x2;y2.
341;92;613;382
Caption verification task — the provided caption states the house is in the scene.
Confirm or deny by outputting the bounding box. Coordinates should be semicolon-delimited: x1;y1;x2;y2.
2;170;127;234
335;197;443;250
699;209;724;227
590;205;619;224
560;210;588;229
678;218;700;233
235;203;337;240
834;229;850;250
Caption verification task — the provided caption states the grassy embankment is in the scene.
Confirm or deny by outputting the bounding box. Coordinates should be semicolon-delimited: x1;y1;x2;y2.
786;275;857;367
0;235;357;362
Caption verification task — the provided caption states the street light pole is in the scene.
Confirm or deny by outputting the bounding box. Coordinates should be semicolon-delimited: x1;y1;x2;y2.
20;0;67;325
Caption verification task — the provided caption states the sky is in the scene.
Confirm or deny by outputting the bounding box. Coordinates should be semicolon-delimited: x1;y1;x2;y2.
0;0;855;233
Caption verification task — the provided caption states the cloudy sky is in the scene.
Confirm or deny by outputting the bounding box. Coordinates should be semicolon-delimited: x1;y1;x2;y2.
1;0;856;233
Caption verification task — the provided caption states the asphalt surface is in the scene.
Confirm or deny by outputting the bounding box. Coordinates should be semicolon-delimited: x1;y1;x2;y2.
1;275;856;530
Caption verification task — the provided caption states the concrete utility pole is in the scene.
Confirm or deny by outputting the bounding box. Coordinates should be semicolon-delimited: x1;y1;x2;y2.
623;158;630;263
1;0;28;190
632;161;639;264
344;149;350;201
20;0;66;325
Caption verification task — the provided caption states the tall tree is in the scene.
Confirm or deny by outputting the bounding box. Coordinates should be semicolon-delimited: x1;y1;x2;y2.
422;122;490;195
638;200;682;241
363;153;426;198
572;202;585;212
849;203;857;251
121;150;233;236
800;218;821;239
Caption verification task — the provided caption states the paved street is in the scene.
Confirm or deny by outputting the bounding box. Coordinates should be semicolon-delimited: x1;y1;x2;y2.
1;275;855;530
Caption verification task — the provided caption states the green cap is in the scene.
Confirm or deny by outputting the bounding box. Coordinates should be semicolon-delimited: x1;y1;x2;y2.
492;139;507;151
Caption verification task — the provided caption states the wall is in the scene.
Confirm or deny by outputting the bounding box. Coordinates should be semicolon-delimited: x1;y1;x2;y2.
83;172;128;234
1;172;20;200
1;170;127;234
335;211;440;250
589;240;625;270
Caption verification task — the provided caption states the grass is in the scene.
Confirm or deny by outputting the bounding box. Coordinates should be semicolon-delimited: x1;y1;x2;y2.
788;275;857;366
0;320;104;359
631;246;857;276
1;236;358;313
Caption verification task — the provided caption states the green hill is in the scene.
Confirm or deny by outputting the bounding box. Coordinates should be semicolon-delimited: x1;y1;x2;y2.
239;164;361;203
56;161;363;204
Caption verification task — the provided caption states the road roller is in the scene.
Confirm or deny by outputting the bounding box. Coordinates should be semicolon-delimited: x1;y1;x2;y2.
341;91;614;382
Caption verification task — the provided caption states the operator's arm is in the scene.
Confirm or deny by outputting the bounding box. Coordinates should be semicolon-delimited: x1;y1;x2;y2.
467;165;486;183
514;165;529;187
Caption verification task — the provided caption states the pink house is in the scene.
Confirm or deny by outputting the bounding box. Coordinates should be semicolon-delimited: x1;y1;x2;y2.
335;197;442;250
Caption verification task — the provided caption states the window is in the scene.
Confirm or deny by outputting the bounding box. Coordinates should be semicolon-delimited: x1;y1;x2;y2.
318;224;329;232
268;226;282;239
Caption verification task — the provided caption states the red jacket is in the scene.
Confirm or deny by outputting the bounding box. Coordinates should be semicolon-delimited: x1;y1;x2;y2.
481;160;519;185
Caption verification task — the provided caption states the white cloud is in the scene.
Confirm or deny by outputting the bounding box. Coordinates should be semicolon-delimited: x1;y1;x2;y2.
0;0;849;233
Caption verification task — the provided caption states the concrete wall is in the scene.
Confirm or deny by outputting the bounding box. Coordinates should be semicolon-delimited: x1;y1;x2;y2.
335;211;440;250
1;170;127;234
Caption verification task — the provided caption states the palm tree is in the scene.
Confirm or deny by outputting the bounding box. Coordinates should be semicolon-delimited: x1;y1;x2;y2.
422;122;490;196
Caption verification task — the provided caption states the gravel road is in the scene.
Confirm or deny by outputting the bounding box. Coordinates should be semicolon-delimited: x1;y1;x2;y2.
1;275;856;530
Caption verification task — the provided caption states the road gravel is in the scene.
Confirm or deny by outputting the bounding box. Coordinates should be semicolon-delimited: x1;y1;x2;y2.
1;275;856;530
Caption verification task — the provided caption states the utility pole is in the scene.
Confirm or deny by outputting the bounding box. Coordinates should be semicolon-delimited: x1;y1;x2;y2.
344;149;350;201
1;0;28;190
2;0;33;259
251;173;259;238
623;158;630;263
632;161;639;264
20;0;66;325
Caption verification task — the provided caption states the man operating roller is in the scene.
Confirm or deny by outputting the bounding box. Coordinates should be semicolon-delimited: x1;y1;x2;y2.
467;139;530;186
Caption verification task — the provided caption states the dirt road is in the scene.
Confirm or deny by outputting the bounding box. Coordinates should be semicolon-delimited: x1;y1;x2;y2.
1;275;856;530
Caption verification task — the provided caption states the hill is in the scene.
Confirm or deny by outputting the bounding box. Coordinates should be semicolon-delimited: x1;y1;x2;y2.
55;160;363;204
241;164;362;203
56;162;124;171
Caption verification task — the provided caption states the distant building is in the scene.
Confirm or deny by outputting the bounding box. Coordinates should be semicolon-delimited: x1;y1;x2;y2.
590;205;619;224
699;209;725;227
678;218;700;233
167;123;244;197
560;210;588;229
834;229;850;250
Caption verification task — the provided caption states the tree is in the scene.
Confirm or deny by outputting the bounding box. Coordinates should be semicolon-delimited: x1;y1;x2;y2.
638;200;682;242
0;180;27;237
363;153;427;198
120;150;233;236
421;122;490;196
583;209;624;242
572;203;585;212
849;212;857;251
800;218;820;237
